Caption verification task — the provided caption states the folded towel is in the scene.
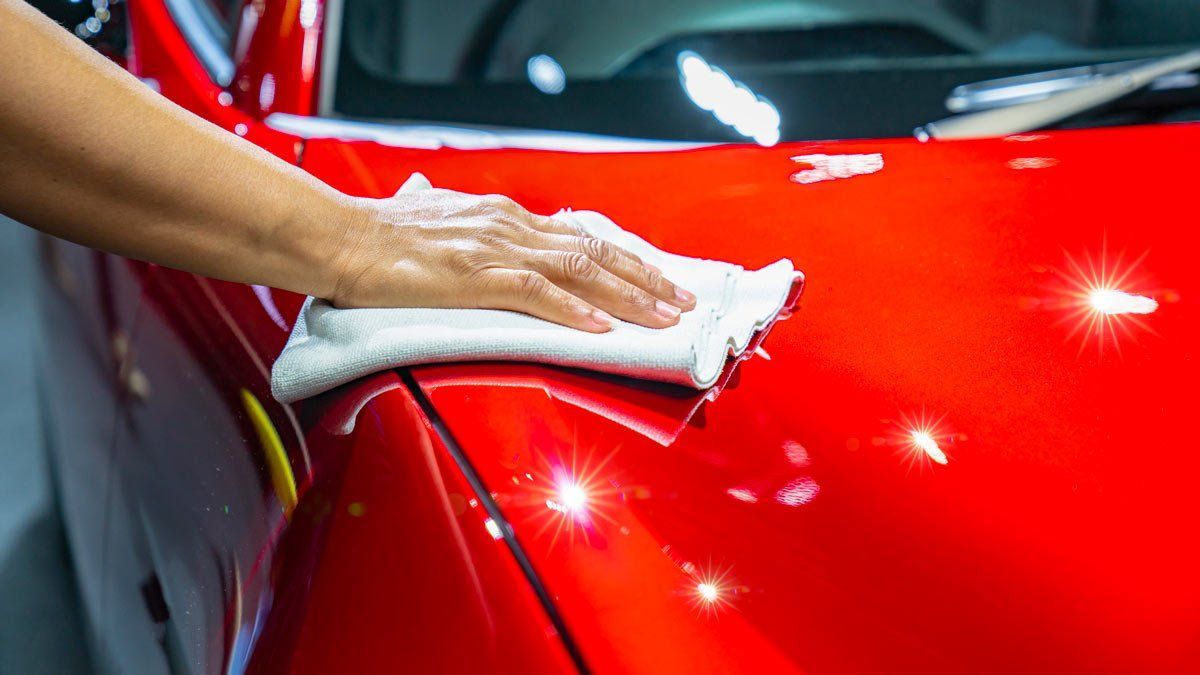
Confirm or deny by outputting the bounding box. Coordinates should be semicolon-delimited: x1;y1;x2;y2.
270;174;798;404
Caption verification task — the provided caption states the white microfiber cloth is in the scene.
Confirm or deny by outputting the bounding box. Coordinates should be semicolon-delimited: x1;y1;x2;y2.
270;173;798;404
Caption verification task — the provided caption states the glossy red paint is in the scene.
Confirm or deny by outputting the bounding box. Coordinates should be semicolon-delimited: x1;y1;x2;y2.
75;0;1200;672
94;1;580;672
126;0;301;157
230;0;324;117
244;375;579;674
296;125;1200;673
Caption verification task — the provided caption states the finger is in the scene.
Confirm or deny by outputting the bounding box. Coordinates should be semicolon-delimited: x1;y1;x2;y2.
522;216;648;276
528;217;648;270
541;234;697;310
482;269;615;333
528;214;588;238
534;250;683;328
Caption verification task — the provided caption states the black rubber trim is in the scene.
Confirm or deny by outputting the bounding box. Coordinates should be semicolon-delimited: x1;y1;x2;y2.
399;370;591;674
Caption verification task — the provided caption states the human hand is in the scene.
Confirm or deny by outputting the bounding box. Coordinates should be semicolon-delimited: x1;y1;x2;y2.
326;187;696;332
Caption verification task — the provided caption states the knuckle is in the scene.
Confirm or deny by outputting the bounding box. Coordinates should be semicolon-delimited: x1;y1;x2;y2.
553;218;585;236
483;219;519;240
460;247;497;275
476;226;503;246
581;237;615;264
560;252;596;279
621;283;653;308
515;271;550;303
643;267;666;289
558;221;585;237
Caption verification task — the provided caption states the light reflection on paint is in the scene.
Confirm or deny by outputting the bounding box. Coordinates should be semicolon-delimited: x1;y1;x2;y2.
791;153;883;184
1007;157;1058;170
893;409;954;470
250;284;288;330
1089;288;1158;315
684;562;737;618
520;440;623;551
298;0;318;28
783;439;810;467
258;73;275;111
483;518;503;540
910;431;948;465
775;476;820;506
726;487;758;503
545;481;588;516
559;482;587;512
1050;244;1160;357
301;26;319;81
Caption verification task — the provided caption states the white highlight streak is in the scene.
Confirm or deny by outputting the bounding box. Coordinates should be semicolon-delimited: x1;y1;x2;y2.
791;154;883;184
911;431;948;465
1089;288;1158;315
775;477;820;506
484;518;503;540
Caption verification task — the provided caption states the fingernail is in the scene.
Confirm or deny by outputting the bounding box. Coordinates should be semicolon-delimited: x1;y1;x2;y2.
655;300;681;320
590;309;614;330
674;287;696;304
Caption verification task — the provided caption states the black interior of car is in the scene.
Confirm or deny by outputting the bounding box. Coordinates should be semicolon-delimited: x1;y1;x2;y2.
334;0;1200;141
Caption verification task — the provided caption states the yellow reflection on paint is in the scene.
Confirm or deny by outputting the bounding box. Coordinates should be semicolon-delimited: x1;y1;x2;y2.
240;389;297;518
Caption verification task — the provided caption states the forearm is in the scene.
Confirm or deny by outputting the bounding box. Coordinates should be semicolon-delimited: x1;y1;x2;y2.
0;0;349;297
0;0;697;332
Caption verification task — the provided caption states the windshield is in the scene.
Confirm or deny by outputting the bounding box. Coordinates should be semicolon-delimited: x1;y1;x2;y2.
331;0;1200;142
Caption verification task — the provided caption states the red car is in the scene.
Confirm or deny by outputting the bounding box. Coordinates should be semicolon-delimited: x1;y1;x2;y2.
37;0;1200;673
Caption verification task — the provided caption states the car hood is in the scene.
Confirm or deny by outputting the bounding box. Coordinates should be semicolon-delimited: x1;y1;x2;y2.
303;124;1200;674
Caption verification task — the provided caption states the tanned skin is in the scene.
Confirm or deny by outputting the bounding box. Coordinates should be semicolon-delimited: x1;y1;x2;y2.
0;0;696;332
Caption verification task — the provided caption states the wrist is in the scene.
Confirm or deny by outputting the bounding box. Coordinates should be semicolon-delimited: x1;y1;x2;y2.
261;182;370;301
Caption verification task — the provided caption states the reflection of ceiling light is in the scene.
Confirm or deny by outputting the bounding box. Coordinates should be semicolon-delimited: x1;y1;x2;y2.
775;476;821;506
299;0;318;28
556;481;588;514
893;409;953;470
545;482;587;515
258;73;275;111
726;487;758;503
1088;288;1158;316
527;54;566;95
910;430;948;465
677;51;780;146
686;564;736;617
483;518;503;540
1054;246;1159;356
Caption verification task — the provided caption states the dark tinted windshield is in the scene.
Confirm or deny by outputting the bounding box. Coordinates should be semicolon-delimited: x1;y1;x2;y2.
333;0;1200;142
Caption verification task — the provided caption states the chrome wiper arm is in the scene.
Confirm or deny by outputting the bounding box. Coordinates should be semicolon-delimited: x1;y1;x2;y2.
919;49;1200;140
945;58;1153;113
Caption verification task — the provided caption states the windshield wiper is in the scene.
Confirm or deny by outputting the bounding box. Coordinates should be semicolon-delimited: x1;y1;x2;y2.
917;48;1200;140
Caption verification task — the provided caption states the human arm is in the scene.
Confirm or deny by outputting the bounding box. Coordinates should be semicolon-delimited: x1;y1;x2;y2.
0;0;695;331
